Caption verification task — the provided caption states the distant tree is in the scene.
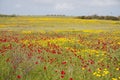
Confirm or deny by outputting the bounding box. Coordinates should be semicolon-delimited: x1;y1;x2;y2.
118;16;120;20
104;16;119;20
80;16;85;19
75;15;119;21
0;14;17;17
91;14;99;19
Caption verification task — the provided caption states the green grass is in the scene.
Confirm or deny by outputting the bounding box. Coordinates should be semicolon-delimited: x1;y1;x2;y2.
0;17;120;80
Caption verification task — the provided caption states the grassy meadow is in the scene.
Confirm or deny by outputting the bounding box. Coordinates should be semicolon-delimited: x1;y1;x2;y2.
0;16;120;80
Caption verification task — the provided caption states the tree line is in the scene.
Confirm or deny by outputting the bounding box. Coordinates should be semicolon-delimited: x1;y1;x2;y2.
75;15;120;21
0;14;120;21
0;14;17;17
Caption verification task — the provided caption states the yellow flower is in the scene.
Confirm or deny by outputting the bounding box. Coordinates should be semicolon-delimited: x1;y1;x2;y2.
112;78;117;80
93;68;109;77
82;30;103;33
118;42;120;45
97;68;101;71
82;68;85;70
96;74;101;77
104;69;109;74
102;74;105;76
93;72;96;75
21;30;32;34
21;40;29;44
103;70;109;75
116;68;119;71
118;77;120;79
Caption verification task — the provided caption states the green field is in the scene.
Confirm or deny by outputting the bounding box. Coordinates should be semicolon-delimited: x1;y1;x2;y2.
0;17;120;31
0;17;120;80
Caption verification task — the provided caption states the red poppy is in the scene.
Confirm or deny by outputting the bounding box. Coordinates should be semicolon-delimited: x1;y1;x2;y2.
51;50;56;54
6;58;10;62
35;61;38;64
69;78;73;80
17;75;21;79
61;75;64;78
61;70;65;75
38;49;42;53
44;66;47;70
62;61;67;64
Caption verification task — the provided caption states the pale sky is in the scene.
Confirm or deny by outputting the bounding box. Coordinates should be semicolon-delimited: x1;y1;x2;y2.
0;0;120;16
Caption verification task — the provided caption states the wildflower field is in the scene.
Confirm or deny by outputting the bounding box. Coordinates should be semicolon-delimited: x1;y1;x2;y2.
0;17;120;80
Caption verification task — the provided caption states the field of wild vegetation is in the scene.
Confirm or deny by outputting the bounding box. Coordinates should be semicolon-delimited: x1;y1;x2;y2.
0;17;120;80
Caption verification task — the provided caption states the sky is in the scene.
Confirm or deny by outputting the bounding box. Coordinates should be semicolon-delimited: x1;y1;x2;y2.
0;0;120;16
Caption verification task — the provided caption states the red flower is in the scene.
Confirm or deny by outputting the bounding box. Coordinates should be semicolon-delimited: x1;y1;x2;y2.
69;78;73;80
88;68;91;72
35;61;38;64
6;58;10;62
55;70;58;73
51;50;56;54
44;66;47;70
38;49;42;53
13;66;16;69
17;75;21;79
62;61;67;64
61;75;64;78
61;70;65;75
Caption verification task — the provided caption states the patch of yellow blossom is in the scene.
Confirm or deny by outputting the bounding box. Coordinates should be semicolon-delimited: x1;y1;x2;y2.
82;67;85;70
82;30;104;33
19;38;76;47
20;39;36;45
93;68;109;77
116;68;119;71
118;42;120;45
112;78;117;80
36;40;48;47
48;38;75;46
54;30;81;32
21;30;32;34
39;30;46;34
0;24;6;27
112;76;120;80
119;77;120;79
20;40;29;45
81;49;98;54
